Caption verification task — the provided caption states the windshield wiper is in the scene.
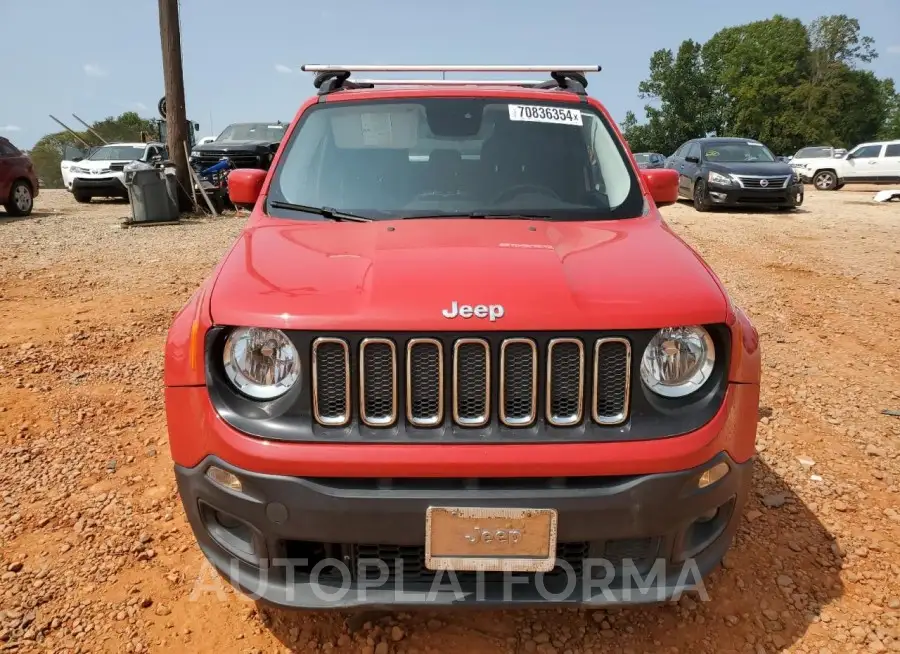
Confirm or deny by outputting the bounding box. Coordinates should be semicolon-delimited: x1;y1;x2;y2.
267;200;372;223
466;213;554;220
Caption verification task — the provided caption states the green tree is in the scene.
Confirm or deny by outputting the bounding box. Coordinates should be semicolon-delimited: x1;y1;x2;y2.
876;78;900;140
29;111;157;189
620;40;717;154
625;13;894;157
701;15;812;154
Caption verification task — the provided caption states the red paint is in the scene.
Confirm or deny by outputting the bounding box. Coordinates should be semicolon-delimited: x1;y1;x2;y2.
640;168;679;207
165;81;762;479
228;169;266;208
206;217;729;331
166;382;758;475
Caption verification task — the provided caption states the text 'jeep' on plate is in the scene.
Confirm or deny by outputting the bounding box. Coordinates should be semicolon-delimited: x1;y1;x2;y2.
164;64;762;610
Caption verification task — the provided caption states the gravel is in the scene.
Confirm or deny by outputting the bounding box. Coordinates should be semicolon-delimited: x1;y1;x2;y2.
1;188;899;653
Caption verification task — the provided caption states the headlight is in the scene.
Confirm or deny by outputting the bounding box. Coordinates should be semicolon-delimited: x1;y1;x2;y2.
72;166;89;174
640;326;715;398
223;327;301;400
708;171;733;186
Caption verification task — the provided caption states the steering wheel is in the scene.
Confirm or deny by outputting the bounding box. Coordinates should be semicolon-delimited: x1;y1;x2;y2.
493;184;562;203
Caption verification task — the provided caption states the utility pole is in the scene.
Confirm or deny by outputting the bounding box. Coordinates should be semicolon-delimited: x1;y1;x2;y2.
158;0;191;211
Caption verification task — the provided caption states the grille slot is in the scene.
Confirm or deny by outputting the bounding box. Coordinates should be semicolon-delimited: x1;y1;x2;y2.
592;338;632;425
359;338;398;427
453;339;490;427
311;337;351;426
546;338;585;426
499;339;537;426
406;338;444;427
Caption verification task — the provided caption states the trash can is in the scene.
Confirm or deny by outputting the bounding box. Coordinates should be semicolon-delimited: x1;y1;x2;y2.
124;161;179;223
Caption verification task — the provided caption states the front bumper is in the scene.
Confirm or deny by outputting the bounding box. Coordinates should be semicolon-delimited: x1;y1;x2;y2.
707;181;804;208
71;175;127;197
175;451;753;609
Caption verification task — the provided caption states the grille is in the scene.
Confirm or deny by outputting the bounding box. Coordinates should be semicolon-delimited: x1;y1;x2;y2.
353;541;589;582
359;338;397;426
546;339;584;426
735;175;789;189
592;338;631;425
311;338;350;426
500;339;537;426
311;336;632;430
286;537;662;584
193;152;263;170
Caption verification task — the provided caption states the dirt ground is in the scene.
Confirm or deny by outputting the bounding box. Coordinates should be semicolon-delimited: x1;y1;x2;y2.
1;187;899;654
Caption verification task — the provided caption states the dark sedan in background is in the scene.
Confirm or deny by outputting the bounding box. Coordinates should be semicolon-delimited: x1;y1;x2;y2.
634;152;667;169
665;137;803;212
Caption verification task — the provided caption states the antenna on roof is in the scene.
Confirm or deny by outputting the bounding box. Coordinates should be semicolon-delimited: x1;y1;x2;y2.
301;65;601;96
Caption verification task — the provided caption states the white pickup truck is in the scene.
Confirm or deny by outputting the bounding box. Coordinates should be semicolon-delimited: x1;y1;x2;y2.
800;140;900;190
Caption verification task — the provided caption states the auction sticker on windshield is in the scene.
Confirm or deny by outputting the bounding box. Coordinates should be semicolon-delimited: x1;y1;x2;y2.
508;104;583;126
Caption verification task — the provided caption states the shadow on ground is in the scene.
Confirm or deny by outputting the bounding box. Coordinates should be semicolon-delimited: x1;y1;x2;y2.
260;457;843;653
675;199;811;215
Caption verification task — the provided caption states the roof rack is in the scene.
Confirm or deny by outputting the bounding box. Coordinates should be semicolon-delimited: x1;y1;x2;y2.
300;65;601;96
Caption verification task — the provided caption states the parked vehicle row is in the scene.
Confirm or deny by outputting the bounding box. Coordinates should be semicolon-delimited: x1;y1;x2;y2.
633;136;899;211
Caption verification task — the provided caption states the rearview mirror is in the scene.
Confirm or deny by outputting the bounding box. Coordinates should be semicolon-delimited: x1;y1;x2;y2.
641;168;679;207
228;168;267;208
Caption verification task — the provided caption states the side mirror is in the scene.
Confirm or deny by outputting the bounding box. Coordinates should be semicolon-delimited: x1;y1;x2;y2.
73;157;83;162
641;168;679;208
228;168;267;208
685;156;700;164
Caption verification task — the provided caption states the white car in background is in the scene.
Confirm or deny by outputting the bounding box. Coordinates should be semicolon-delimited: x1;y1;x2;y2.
788;146;844;182
803;140;900;191
61;142;167;203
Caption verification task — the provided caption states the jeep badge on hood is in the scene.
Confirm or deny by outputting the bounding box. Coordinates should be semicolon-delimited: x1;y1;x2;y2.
442;301;505;321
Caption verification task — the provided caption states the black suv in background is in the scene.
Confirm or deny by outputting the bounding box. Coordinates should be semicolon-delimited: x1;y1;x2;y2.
666;137;803;212
189;122;287;171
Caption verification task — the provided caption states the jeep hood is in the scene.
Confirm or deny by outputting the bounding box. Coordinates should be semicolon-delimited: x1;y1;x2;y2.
209;218;728;331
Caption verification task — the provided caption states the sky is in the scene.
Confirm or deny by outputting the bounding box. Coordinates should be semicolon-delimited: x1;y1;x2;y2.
1;0;899;150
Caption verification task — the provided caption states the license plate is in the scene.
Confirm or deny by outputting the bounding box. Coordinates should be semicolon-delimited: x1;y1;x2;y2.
425;507;558;573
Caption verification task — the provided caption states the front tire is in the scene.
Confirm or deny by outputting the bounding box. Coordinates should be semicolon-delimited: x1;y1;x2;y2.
3;180;33;217
813;170;838;190
74;191;92;203
693;179;710;212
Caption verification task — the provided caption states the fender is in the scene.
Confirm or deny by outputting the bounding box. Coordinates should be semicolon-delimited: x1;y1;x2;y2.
726;303;761;385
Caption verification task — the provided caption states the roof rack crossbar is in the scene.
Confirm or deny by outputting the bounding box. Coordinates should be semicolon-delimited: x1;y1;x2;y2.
305;66;598;96
346;78;549;86
301;65;601;73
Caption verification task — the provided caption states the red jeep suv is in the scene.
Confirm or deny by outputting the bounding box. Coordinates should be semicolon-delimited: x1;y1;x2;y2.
0;136;39;217
165;65;761;609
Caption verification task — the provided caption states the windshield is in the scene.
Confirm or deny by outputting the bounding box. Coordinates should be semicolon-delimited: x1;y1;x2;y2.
634;153;651;163
703;142;776;163
794;147;833;159
87;145;145;161
216;123;286;142
267;98;643;221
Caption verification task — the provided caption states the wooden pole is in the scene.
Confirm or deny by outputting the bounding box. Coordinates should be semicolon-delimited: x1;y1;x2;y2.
158;0;191;211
